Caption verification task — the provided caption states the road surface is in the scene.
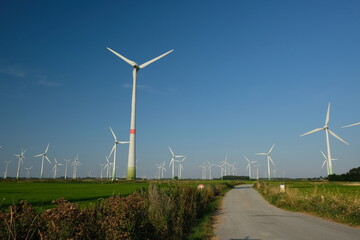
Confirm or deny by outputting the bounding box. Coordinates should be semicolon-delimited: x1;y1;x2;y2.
215;184;360;240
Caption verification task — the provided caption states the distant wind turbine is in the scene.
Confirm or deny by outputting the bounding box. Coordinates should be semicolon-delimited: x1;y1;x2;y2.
300;103;348;175
175;156;186;179
107;47;173;180
320;150;337;175
34;144;51;179
3;161;11;179
168;147;185;179
72;155;81;179
14;149;26;179
109;127;129;181
24;166;33;179
64;159;71;179
206;161;215;180
244;156;257;179
52;157;63;179
256;144;275;180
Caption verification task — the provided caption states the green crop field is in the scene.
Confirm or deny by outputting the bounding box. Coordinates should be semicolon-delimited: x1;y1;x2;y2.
266;181;360;196
0;179;149;210
0;179;240;210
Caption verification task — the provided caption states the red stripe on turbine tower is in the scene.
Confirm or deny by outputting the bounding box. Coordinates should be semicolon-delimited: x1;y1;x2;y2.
130;129;136;134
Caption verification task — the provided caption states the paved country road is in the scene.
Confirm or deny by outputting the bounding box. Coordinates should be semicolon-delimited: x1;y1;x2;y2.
214;184;360;240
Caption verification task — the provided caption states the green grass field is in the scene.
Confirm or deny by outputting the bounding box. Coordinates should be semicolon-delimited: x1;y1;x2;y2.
0;179;149;210
0;179;240;211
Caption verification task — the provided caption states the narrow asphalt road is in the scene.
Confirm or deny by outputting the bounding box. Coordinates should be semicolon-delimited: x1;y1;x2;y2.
214;184;360;240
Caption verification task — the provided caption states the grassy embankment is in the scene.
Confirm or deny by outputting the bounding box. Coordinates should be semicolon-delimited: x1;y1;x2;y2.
0;179;243;239
254;181;360;226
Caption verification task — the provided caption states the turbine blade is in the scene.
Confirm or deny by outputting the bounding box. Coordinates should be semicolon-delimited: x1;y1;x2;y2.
139;49;174;68
325;103;331;126
45;156;51;164
320;151;327;160
45;143;50;153
300;128;324;137
244;156;250;163
168;146;174;156
109;144;116;157
328;129;349;145
109;127;117;141
255;153;267;155
321;159;327;168
268;144;275;154
107;47;137;66
119;141;129;144
342;122;360;128
34;153;43;158
269;156;275;166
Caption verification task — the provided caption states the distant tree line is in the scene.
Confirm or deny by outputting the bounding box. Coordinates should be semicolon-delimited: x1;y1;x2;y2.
222;176;250;180
328;166;360;181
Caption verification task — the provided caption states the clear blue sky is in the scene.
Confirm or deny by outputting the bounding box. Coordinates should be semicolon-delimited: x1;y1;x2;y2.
1;0;360;179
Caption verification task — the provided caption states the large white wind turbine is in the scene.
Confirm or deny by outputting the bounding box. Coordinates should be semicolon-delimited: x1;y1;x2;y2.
14;149;26;179
244;156;257;179
107;47;173;180
34;144;51;179
256;144;275;180
169;147;184;179
109;127;129;181
300;103;348;175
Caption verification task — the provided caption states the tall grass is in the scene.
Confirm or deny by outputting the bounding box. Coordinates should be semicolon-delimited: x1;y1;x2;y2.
0;181;240;239
254;181;360;226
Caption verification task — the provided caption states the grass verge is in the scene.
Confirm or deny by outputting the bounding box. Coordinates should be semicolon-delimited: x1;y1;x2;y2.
254;181;360;227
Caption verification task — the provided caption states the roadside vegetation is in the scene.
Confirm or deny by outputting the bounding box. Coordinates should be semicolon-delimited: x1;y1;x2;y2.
0;180;243;239
254;181;360;227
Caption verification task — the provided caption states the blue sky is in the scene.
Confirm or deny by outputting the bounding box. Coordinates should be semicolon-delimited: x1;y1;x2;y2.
1;0;360;179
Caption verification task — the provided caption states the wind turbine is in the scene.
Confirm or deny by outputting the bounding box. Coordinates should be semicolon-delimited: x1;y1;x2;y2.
300;103;349;175
103;155;111;179
168;147;184;179
206;161;215;180
176;156;186;179
160;161;166;179
320;150;337;175
342;122;360;128
220;155;230;176
72;155;81;179
256;144;275;180
99;163;105;179
52;157;63;179
24;166;33;179
34;144;51;179
107;47;174;180
254;164;260;180
244;156;257;179
64;159;71;179
109;127;129;181
199;163;207;179
14;149;26;179
3;161;11;179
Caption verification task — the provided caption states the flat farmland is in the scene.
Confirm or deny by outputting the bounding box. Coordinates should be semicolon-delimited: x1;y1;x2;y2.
0;180;149;210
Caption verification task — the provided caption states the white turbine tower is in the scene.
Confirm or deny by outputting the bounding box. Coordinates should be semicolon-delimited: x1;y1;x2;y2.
34;144;51;179
52;157;63;179
256;144;275;180
206;161;215;180
107;47;173;180
103;155;111;179
64;159;71;179
300;103;349;175
72;155;81;179
14;149;26;179
168;147;184;179
4;161;11;179
244;156;257;179
24;166;33;179
109;127;129;181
